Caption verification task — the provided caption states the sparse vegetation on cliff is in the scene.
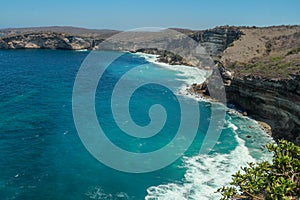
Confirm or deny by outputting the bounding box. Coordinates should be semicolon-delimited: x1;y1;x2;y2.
222;26;300;79
228;57;299;79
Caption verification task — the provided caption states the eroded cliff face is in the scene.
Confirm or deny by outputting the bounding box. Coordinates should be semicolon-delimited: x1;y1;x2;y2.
189;27;242;59
225;75;300;144
130;27;241;65
0;32;102;50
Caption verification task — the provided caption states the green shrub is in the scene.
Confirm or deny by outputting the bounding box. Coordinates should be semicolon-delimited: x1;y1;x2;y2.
269;56;282;62
265;42;272;54
217;139;300;200
286;48;300;56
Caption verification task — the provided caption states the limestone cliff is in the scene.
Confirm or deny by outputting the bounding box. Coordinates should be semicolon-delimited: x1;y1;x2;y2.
220;26;300;144
188;26;242;59
130;26;241;65
225;75;300;143
0;32;98;50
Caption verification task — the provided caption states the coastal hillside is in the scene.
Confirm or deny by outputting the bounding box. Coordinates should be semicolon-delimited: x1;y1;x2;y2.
0;26;119;37
222;26;300;79
0;25;299;144
219;26;300;144
0;26;241;53
0;27;119;50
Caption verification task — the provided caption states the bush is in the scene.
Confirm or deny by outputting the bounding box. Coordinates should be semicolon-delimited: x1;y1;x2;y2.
265;42;272;54
286;48;300;56
217;139;300;200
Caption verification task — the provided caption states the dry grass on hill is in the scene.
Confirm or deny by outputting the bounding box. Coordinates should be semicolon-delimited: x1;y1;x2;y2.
221;26;300;79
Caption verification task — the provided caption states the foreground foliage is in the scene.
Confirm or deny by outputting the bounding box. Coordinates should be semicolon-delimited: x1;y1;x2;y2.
217;139;300;200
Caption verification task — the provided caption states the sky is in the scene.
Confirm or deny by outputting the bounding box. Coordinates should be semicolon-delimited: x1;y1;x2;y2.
1;0;300;30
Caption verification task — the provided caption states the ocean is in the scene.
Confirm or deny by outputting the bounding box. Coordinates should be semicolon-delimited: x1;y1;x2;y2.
0;49;272;199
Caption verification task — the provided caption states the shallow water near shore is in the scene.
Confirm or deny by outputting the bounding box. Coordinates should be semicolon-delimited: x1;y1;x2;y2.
0;50;273;199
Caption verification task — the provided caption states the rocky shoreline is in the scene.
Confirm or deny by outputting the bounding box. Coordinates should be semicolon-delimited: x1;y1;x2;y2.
189;68;300;144
0;25;299;144
186;82;273;137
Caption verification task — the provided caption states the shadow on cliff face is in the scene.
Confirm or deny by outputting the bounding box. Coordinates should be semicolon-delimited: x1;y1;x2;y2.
225;75;300;145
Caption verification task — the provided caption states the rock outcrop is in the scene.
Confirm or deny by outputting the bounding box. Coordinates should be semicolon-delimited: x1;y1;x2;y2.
196;26;300;144
0;32;98;50
132;27;242;65
188;26;242;59
226;75;300;144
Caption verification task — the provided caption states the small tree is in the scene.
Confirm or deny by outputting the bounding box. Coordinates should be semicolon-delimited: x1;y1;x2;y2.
217;139;300;200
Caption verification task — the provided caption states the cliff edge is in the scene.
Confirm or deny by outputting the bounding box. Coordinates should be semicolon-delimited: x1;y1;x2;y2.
221;26;300;144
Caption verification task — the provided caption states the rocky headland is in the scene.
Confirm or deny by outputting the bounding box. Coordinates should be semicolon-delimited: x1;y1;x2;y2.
0;32;103;50
192;26;300;144
0;25;299;144
0;26;121;50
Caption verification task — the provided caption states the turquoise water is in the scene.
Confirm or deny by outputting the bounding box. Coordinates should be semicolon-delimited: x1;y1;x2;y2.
0;50;272;199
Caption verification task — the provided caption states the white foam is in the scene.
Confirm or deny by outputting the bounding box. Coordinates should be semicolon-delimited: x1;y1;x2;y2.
134;52;212;104
134;52;159;63
145;122;257;200
86;186;130;199
227;122;238;131
134;52;211;86
75;49;88;52
134;52;272;199
163;64;211;86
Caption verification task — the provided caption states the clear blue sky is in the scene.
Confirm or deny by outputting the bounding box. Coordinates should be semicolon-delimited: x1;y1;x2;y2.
1;0;299;30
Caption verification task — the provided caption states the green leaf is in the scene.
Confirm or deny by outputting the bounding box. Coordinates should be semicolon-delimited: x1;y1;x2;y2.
217;139;300;200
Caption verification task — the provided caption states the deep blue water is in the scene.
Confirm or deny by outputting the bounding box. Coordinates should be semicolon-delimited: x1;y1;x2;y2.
0;50;272;200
